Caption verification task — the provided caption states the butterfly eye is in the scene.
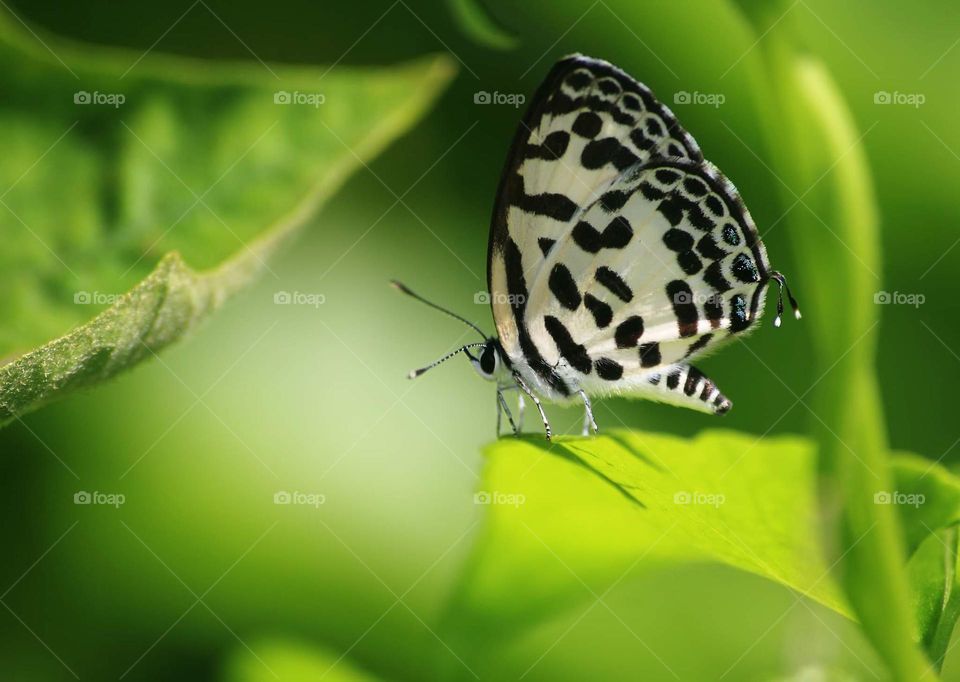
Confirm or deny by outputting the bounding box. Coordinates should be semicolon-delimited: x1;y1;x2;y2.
480;344;497;375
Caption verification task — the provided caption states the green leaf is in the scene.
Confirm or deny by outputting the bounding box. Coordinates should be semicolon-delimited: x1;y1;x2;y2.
222;638;381;682
445;433;960;667
448;0;519;50
446;430;849;634
727;2;933;675
894;453;960;668
0;9;454;427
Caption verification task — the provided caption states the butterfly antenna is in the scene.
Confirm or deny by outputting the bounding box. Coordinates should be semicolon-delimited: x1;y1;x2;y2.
768;271;802;327
390;280;487;341
408;343;487;379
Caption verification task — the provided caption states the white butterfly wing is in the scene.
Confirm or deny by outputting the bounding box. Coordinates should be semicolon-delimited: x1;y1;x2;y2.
488;54;775;413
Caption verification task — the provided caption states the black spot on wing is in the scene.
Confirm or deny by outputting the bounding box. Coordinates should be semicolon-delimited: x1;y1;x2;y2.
584;294;613;328
731;253;760;283
572;111;603;138
666;280;699;338
684;366;705;396
704;295;724;329
595;357;624;380
572;220;601;253
639;342;661;368
504;239;570;396
508;173;578;222
685;334;713;358
544;315;592;374
638;181;664;202
538;237;555;257
648;373;661;386
582;137;637;171
683;177;708;196
729;293;750;333
686;204;715;232
721;223;741;246
677;251;703;275
703;260;732;293
595;267;633;302
565;69;593;90
663;228;693;252
666;368;681;390
575;217;634;253
614;316;644;348
655;168;681;184
516;190;579;222
621;93;641;111
548;263;581;310
657;195;685;227
706;195;725;217
599;189;630;212
602;216;633;248
696;234;727;261
525;130;570;160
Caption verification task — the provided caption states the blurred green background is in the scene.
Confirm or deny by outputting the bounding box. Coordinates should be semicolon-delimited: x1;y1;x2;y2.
1;0;958;679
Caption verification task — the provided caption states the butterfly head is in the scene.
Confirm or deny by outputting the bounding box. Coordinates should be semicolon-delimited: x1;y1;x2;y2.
467;338;508;382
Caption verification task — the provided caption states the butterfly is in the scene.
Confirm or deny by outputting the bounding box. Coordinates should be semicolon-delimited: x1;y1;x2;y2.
394;54;799;440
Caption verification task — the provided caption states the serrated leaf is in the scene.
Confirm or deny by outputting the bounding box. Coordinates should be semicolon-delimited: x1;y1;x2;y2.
0;9;454;426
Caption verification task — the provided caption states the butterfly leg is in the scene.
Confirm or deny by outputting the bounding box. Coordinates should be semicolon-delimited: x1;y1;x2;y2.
513;372;551;441
516;392;525;435
496;389;518;438
578;389;599;436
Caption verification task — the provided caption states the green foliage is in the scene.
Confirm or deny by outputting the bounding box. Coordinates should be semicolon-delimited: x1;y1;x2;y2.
0;8;454;426
447;431;960;617
448;430;847;631
223;639;381;682
733;4;933;674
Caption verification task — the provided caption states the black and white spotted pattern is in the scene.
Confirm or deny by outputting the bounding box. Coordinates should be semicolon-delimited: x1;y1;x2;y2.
488;54;778;415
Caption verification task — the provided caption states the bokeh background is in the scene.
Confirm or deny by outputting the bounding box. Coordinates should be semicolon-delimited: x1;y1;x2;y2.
1;0;958;679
